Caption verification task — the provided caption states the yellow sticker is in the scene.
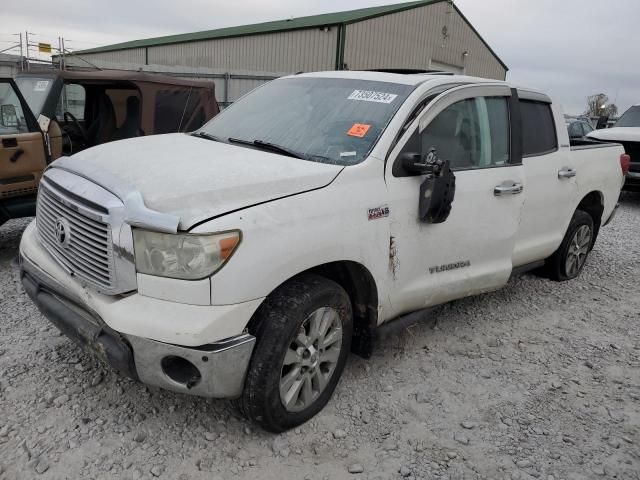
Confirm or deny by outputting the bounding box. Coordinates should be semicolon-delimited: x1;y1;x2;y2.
347;123;371;138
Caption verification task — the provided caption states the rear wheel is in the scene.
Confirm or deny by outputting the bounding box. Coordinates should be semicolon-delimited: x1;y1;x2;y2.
237;274;353;432
545;210;594;281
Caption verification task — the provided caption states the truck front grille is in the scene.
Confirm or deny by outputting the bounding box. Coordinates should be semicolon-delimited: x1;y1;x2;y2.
36;181;114;290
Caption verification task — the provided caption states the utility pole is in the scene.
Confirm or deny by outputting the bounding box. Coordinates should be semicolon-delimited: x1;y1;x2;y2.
19;33;24;70
61;37;66;70
25;31;31;70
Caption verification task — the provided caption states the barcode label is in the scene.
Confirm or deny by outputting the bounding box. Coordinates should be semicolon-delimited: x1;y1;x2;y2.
347;90;398;104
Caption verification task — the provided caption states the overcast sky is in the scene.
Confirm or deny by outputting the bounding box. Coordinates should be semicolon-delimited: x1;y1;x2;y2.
2;0;638;115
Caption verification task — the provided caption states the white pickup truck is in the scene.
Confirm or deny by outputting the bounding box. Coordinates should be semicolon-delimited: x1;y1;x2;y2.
19;71;625;432
587;103;640;191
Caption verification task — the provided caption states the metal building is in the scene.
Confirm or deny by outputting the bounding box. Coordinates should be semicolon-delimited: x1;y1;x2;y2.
67;0;507;104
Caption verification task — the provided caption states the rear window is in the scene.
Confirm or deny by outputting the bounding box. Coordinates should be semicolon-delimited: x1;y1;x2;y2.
154;89;200;134
520;100;557;156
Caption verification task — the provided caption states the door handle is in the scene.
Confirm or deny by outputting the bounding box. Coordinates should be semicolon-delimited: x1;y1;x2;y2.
494;181;523;196
558;167;577;179
9;148;24;163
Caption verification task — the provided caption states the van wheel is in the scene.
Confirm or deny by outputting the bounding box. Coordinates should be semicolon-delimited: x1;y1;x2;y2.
545;210;594;281
237;274;353;432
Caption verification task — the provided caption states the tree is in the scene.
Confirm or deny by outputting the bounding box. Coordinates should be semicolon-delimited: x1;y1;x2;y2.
585;93;618;117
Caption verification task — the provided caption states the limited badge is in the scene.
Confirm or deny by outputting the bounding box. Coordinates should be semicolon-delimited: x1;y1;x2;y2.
348;123;371;138
368;205;389;221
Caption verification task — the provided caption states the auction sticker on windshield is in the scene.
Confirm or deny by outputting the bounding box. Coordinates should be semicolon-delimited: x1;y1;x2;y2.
348;90;398;104
347;123;371;138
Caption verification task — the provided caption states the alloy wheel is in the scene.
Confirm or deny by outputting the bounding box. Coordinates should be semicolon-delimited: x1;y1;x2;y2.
565;224;591;277
279;307;343;412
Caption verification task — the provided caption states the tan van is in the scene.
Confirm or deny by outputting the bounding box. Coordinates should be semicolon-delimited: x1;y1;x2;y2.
0;70;219;226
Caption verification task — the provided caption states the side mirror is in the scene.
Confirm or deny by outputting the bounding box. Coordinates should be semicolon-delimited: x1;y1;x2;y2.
400;152;431;175
1;104;18;128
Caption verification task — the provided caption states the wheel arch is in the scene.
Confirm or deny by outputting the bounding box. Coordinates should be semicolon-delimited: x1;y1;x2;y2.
576;190;604;247
247;260;379;359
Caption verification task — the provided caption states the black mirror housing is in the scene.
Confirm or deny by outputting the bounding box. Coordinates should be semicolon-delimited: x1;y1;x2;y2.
400;152;430;175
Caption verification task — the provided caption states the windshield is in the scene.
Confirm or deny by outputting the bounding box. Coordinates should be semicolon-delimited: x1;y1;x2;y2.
616;106;640;127
197;77;414;165
15;76;55;117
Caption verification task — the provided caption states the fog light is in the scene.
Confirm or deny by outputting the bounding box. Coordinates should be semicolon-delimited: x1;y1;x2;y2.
160;356;202;389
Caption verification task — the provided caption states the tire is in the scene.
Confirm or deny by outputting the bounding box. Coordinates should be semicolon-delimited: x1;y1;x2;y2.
237;274;353;432
545;210;595;281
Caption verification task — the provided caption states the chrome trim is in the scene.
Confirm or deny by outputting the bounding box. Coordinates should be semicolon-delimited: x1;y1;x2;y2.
21;248;255;399
37;168;137;294
126;333;256;398
628;171;640;179
51;158;180;233
558;167;577;179
494;181;524;196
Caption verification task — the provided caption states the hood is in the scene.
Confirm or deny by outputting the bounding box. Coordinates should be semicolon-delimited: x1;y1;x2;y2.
52;134;343;230
587;127;640;142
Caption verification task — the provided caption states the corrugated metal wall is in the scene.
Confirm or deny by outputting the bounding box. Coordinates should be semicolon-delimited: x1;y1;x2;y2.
344;2;506;80
147;28;338;72
67;48;146;66
64;3;506;101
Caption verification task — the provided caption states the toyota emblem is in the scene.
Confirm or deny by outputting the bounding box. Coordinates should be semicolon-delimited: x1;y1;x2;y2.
55;218;71;248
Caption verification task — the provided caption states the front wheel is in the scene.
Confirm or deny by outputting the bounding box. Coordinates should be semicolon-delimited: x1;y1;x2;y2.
237;274;353;432
545;210;594;281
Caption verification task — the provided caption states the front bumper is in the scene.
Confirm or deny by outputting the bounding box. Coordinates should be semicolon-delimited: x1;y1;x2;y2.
20;245;256;399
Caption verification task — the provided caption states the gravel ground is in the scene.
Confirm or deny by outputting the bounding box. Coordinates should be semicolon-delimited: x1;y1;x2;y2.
1;193;639;480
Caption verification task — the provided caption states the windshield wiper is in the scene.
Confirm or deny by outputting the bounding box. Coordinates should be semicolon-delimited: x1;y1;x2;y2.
191;131;223;142
228;137;305;159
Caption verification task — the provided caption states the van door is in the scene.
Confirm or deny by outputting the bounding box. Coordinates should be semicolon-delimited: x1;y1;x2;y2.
0;78;47;214
385;84;525;319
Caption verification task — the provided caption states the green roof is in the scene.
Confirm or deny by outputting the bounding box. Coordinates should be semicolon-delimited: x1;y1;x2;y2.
77;0;442;53
76;0;507;71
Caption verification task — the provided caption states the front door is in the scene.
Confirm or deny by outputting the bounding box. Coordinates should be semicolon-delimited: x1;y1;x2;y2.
0;79;47;207
385;84;525;319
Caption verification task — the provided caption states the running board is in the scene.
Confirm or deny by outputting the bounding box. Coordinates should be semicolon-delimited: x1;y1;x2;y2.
510;260;545;279
376;307;435;339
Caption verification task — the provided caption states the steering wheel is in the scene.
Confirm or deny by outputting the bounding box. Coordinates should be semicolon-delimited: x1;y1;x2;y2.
63;111;89;149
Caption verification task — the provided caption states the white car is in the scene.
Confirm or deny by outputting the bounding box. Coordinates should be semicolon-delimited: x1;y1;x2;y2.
19;71;626;431
587;104;640;191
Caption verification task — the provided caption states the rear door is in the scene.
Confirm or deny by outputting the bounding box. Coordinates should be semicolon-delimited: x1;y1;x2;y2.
512;92;578;266
0;78;47;202
385;84;525;318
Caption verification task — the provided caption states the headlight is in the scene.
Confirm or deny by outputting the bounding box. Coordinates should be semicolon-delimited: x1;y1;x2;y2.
133;229;241;280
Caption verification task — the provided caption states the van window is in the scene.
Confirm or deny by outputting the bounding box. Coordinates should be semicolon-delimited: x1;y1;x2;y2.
520;100;557;156
420;96;510;170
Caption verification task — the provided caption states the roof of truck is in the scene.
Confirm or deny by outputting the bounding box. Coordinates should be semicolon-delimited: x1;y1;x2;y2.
293;70;502;87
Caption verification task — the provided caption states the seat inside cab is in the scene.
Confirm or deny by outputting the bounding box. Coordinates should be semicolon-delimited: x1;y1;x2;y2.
56;82;143;155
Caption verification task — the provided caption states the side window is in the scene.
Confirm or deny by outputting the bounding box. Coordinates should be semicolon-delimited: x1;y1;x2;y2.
0;82;30;134
520;100;557;156
420;96;510;170
56;84;86;122
568;122;582;138
154;89;199;134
